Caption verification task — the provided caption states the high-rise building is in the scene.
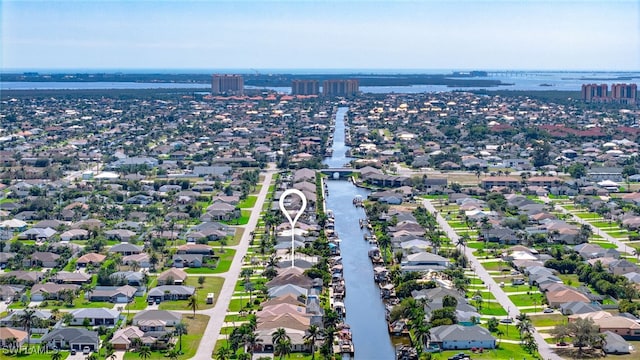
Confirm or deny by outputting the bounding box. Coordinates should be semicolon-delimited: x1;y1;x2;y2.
611;83;637;104
581;84;608;102
211;74;244;95
291;80;320;95
322;79;359;97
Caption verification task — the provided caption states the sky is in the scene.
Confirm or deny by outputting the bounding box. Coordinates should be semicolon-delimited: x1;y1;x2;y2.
1;0;639;71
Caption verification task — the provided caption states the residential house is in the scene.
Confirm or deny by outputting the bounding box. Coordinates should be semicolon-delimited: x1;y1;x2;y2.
0;327;28;348
133;310;182;327
110;271;145;287
603;331;631;354
53;271;92;285
122;253;150;268
546;287;590;308
609;259;640;275
76;253;106;267
31;283;80;301
401;252;450;273
23;252;60;268
0;284;25;301
70;308;120;326
60;229;89;241
40;328;100;351
147;285;195;302
429;325;496;350
157;268;188;285
172;254;203;268
593;316;640;340
89;285;137;303
108;243;143;256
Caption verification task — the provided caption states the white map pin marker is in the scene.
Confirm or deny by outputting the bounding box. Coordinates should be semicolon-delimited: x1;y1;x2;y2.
279;189;307;268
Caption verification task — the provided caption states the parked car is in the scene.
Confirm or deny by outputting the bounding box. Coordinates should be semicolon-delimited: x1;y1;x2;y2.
500;318;513;324
70;350;76;355
82;347;90;355
448;353;470;360
543;308;554;313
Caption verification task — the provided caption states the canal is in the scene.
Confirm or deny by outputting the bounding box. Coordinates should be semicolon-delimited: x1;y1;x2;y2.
324;107;396;359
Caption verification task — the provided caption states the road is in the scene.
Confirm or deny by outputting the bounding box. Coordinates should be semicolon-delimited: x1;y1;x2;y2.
542;196;635;257
191;163;277;360
422;199;563;360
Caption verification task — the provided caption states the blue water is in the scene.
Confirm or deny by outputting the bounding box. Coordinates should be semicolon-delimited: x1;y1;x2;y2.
324;107;396;360
3;71;639;92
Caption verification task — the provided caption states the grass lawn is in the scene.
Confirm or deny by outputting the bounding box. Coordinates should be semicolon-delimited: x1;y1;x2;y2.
589;241;618;249
123;314;209;360
557;274;581;286
237;196;257;209
479;305;508;316
435;343;535;360
125;295;148;311
482;261;513;272
508;293;544;307
158;276;224;310
184;248;235;274
530;314;566;327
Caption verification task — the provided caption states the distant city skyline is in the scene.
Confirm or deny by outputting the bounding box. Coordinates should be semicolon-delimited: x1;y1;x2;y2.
1;0;639;71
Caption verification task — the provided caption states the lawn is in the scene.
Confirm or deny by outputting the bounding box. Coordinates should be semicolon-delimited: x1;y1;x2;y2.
557;274;581;286
125;295;149;311
589;241;618;249
158;276;224;310
481;261;510;272
123;314;209;360
184;248;235;274
435;343;535;360
508;293;544;307
479;305;508;316
237;196;257;209
530;314;566;327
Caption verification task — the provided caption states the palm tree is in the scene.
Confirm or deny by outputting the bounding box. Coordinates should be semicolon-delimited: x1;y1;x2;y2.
50;351;62;360
274;338;292;359
495;329;504;346
174;321;188;353
214;346;232;360
244;281;255;304
138;346;151;360
304;324;320;359
186;295;198;318
272;327;290;346
242;330;262;356
19;309;37;349
237;353;251;360
105;347;116;360
167;349;179;360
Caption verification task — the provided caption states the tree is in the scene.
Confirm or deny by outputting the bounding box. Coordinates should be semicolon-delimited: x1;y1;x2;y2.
214;346;232;360
272;328;290;347
304;324;321;359
187;295;198;317
50;351;62;360
138;346;151;360
242;329;262;356
442;295;458;309
487;317;499;333
174;321;188;353
274;338;292;359
244;281;255;304
552;317;600;355
18;309;37;348
198;276;206;288
167;349;180;360
567;163;587;179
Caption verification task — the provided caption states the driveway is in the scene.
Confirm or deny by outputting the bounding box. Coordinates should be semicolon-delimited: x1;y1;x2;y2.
422;198;563;360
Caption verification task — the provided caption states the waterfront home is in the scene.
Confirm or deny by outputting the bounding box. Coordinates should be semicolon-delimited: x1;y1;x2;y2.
592;316;640;340
400;251;450;272
110;271;145;287
560;301;602;315
172;254;203;268
122;253;150;268
429;324;496;350
546;287;590;308
23;252;60;268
